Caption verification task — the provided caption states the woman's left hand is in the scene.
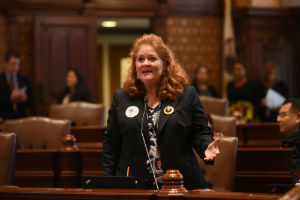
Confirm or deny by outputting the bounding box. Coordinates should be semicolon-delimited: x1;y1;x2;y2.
204;138;220;161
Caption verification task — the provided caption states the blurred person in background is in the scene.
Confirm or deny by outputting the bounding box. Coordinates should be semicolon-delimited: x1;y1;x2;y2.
193;65;219;98
0;51;33;119
258;62;288;122
227;61;259;123
58;68;91;104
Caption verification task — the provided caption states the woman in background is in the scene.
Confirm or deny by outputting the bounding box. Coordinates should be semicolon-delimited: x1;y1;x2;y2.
258;62;288;122
193;65;219;98
58;69;91;104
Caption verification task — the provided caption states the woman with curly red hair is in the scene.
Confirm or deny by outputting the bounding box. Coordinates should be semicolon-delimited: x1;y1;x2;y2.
102;34;220;190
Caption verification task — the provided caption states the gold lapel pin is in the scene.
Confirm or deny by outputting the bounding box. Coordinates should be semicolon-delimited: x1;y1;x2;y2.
164;106;174;115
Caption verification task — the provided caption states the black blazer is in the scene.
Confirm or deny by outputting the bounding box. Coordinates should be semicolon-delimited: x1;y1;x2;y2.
102;85;214;190
57;88;92;103
0;73;33;119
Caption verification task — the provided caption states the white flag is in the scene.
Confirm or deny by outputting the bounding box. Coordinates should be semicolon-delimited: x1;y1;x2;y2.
223;0;236;58
223;0;236;97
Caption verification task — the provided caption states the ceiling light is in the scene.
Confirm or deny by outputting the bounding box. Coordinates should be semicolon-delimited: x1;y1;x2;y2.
102;21;117;28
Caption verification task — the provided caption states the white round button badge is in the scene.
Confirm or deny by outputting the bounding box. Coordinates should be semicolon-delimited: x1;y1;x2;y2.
125;106;139;118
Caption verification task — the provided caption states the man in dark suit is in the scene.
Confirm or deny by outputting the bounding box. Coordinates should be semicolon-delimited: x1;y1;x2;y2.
277;99;300;185
0;51;33;119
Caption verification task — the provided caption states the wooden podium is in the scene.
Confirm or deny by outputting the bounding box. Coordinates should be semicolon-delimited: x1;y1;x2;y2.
0;170;284;200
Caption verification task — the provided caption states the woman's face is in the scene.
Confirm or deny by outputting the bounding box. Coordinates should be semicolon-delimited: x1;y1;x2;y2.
135;44;164;86
266;68;277;83
232;63;245;81
196;67;209;84
66;71;78;89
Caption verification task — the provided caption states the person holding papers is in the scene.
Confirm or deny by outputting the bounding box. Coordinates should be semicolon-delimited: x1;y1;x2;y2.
0;51;33;119
258;62;288;122
102;34;220;190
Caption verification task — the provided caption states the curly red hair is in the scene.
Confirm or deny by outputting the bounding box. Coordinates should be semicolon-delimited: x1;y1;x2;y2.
123;34;189;100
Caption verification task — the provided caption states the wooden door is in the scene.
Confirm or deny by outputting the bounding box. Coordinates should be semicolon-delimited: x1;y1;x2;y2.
34;16;98;114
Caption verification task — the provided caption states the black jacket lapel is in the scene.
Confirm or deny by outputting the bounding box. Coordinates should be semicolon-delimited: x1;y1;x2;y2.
157;98;179;136
132;97;150;141
131;97;145;128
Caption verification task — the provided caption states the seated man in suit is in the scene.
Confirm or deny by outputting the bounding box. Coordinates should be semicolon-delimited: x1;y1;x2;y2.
277;98;300;185
0;51;33;119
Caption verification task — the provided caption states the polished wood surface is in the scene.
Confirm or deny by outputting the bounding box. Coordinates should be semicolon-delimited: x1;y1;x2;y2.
1;123;293;192
236;123;283;146
70;123;284;148
14;149;102;187
71;126;105;149
13;147;293;193
15;149;58;187
0;186;280;200
235;147;293;193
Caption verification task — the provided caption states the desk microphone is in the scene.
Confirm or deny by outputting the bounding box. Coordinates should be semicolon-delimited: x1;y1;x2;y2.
140;96;159;190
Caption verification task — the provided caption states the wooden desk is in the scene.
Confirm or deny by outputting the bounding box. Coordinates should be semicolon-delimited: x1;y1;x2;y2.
237;123;283;146
235;147;293;193
70;123;284;148
0;186;280;200
14;147;293;193
15;149;102;187
15;149;58;187
71;126;105;149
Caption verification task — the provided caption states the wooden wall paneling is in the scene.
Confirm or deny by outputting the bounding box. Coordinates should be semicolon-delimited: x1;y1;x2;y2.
234;8;300;97
166;16;223;93
1;0;84;16
163;0;223;93
6;16;34;81
34;16;98;115
167;0;223;16
0;15;8;70
84;0;159;17
151;0;168;41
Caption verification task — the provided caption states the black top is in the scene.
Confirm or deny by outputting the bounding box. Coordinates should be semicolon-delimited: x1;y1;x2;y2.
282;128;298;147
0;73;33;119
102;85;214;190
57;88;92;103
257;81;288;122
286;128;300;185
193;84;219;98
227;79;259;106
145;104;163;187
227;79;259;118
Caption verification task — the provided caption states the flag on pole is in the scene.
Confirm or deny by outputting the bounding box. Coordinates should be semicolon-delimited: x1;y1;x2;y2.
223;0;236;58
223;0;236;97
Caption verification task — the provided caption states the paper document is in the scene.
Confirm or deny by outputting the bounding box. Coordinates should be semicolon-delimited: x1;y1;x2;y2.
265;88;286;109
